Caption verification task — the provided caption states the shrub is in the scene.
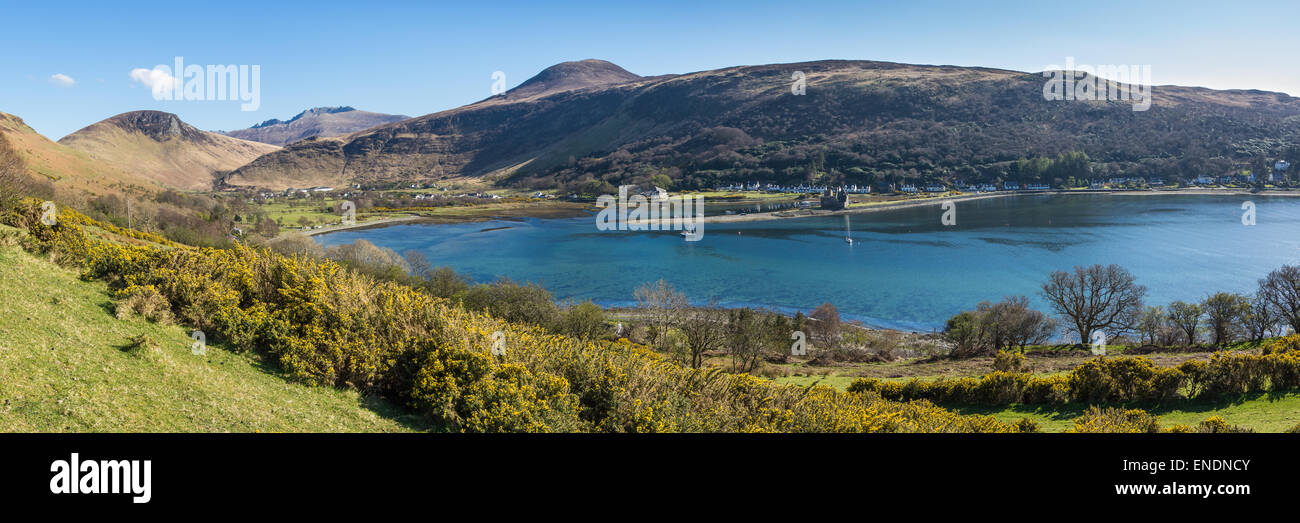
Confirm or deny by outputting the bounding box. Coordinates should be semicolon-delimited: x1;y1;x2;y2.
1070;407;1162;433
461;278;559;328
993;350;1028;372
1015;418;1041;433
1184;352;1269;399
557;301;607;341
1193;416;1253;433
113;284;174;324
1067;357;1172;403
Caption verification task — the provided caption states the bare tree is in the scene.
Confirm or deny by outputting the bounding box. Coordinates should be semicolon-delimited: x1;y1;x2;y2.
633;279;688;349
679;303;727;368
1167;300;1202;346
1202;292;1249;346
808;302;841;348
1242;293;1278;343
725;308;781;373
947;296;1054;356
1040;264;1146;346
1136;306;1166;346
1259;265;1300;333
1002;297;1057;350
404;250;434;280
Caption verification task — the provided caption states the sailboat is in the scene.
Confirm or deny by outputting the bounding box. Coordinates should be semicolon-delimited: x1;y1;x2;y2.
844;214;853;245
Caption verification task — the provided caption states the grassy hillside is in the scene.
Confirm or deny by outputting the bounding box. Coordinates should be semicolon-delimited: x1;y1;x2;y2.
0;111;160;194
0;228;424;432
59;111;279;191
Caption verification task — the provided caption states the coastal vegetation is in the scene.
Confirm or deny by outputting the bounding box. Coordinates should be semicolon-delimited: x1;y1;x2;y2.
2;198;1035;432
4;132;1297;432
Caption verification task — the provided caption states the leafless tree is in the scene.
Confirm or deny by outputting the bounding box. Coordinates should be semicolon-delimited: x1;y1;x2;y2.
1136;306;1166;346
1202;292;1249;346
1242;293;1278;343
633;279;688;349
726;307;781;373
1040;264;1146;346
808;302;841;348
1167;300;1202;346
1259;265;1300;333
679;303;727;368
1000;296;1057;350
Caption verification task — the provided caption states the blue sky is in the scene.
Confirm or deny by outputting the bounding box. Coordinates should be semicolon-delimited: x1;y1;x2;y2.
4;0;1298;139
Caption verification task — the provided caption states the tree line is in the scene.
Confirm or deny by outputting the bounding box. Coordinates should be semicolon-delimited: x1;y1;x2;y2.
945;263;1300;355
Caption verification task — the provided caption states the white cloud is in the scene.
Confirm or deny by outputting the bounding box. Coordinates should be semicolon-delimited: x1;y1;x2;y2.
49;73;75;87
129;67;178;99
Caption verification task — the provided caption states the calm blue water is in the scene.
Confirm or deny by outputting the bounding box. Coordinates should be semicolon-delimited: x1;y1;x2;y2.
316;194;1300;333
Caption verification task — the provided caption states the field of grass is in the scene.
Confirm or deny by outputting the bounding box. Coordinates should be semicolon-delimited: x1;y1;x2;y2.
774;360;1300;432
0;235;426;432
954;393;1300;433
257;198;355;228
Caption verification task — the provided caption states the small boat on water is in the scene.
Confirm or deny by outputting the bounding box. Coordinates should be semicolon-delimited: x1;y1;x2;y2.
844;215;853;244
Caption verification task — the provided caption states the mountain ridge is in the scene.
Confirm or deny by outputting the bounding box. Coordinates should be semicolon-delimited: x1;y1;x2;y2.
59;110;279;191
209;59;1300;191
221;106;410;146
0;110;163;194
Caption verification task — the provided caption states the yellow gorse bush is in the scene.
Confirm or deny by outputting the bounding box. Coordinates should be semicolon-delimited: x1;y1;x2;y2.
850;338;1300;407
1071;407;1253;433
4;198;1024;433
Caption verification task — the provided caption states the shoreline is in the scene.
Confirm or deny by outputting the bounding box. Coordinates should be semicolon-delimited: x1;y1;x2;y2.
302;215;430;236
309;187;1300;233
703;187;1300;224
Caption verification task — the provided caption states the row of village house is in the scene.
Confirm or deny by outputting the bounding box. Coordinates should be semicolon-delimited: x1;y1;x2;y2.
720;162;1292;194
716;161;1294;195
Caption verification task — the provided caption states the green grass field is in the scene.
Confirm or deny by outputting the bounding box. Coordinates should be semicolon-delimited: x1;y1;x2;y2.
954;393;1300;433
0;234;428;432
257;198;351;227
777;372;1300;432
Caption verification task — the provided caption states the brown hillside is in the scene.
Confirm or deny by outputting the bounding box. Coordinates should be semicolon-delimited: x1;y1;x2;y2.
60;111;279;191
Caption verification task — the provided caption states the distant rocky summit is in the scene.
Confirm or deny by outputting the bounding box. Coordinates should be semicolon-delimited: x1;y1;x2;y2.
221;107;409;146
